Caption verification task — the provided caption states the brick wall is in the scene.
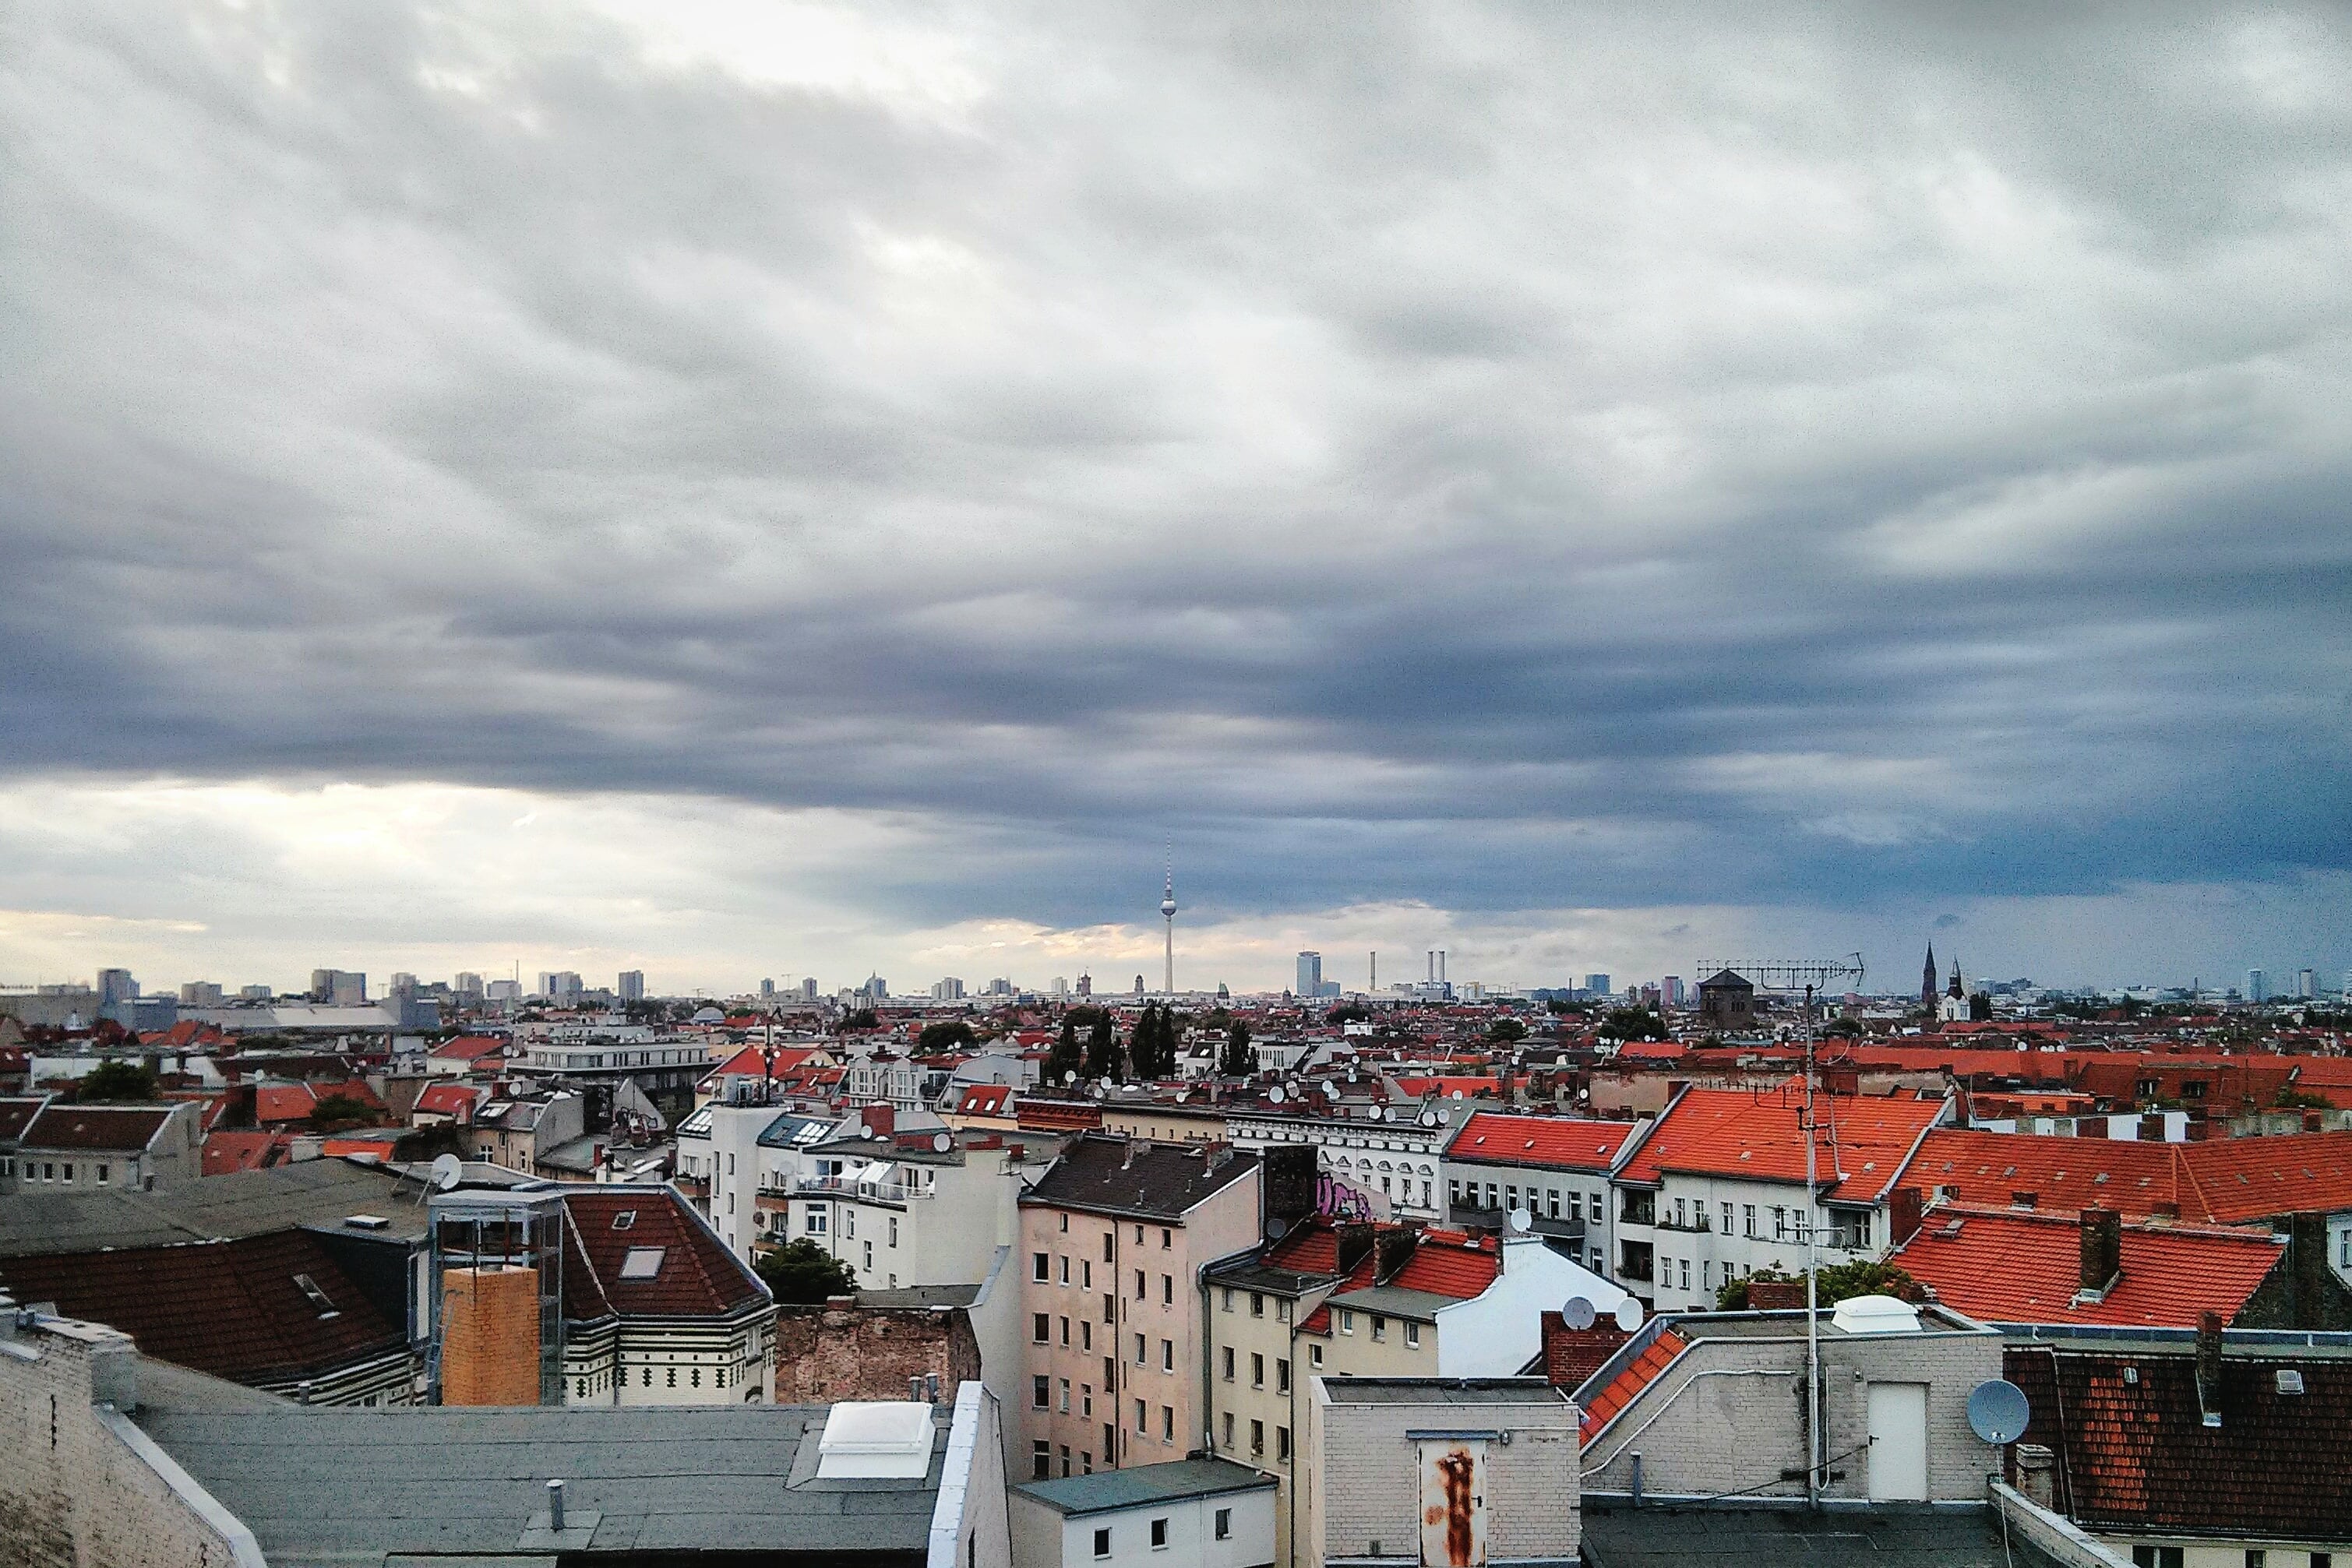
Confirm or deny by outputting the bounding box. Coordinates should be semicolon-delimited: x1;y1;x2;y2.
772;1303;981;1404
0;1316;251;1568
439;1267;541;1406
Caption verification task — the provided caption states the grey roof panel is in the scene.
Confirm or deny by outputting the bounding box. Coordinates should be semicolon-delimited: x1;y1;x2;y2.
0;1160;425;1256
1014;1457;1277;1516
1579;1503;2025;1567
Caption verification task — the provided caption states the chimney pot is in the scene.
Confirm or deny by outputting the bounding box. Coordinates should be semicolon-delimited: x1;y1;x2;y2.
548;1479;566;1534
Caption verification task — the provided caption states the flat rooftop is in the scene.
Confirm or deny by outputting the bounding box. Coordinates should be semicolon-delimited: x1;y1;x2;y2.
1013;1457;1275;1517
1320;1376;1571;1407
1581;1502;2077;1568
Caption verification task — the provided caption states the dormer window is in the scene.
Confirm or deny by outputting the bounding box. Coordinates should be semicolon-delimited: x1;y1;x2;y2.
292;1274;340;1318
612;1210;637;1231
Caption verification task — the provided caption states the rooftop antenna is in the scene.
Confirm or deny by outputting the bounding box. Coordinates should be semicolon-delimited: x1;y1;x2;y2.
1159;845;1178;997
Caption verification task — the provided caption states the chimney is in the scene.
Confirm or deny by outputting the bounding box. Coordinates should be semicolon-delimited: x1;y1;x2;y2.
862;1105;895;1140
2195;1309;2224;1428
1122;1138;1146;1170
547;1479;566;1534
2012;1444;2057;1510
2075;1207;2121;1302
2290;1210;2331;1330
1374;1227;1419;1283
2139;1112;2167;1143
2149;1200;2180;1221
1888;1186;1924;1248
909;1376;926;1402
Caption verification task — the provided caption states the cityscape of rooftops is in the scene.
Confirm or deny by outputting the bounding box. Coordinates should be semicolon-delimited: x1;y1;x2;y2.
3;5;2349;1566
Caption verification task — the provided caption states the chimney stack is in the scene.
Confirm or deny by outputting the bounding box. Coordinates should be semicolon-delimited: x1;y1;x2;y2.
2195;1309;2225;1427
2076;1207;2122;1301
547;1480;566;1534
1888;1186;1924;1248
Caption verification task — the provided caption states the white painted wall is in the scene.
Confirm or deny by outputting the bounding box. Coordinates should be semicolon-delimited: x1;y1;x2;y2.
1433;1235;1631;1378
1011;1485;1277;1568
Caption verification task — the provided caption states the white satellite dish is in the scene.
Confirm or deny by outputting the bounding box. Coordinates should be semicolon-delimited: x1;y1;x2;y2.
1449;1089;1464;1101
1321;1082;1338;1099
1419;1109;1437;1127
1268;1087;1285;1105
1561;1295;1596;1330
1613;1297;1645;1332
932;1132;953;1153
1370;1105;1386;1122
1506;1206;1532;1235
1063;1070;1076;1087
429;1153;463;1192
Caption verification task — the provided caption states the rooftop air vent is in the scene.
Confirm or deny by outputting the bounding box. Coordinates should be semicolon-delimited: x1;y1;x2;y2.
816;1401;936;1479
343;1214;390;1231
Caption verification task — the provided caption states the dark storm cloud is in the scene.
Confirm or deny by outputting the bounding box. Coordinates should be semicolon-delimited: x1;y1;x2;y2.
2;0;2347;939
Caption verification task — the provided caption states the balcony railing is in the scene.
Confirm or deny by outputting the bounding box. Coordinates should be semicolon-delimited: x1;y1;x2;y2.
1446;1202;1585;1244
786;1175;934;1202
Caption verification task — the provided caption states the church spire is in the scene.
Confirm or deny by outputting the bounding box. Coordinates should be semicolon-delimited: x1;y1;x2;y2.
1922;943;1938;1007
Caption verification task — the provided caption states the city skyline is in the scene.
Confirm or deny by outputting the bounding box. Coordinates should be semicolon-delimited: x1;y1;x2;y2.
2;5;2347;996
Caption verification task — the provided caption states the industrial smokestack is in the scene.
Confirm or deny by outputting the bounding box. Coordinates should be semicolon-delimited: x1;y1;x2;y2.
1439;950;1447;984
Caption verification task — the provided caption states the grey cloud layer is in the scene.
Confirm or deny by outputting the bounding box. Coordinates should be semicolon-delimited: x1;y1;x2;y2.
2;1;2347;934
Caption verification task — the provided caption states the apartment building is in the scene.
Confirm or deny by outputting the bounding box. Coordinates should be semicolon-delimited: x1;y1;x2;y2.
788;1127;1058;1291
1223;1103;1460;1221
1440;1111;1639;1275
1610;1084;1951;1312
1015;1136;1280;1484
10;1101;203;1193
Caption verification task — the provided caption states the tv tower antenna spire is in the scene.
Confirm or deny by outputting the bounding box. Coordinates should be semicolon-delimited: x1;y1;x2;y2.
1158;845;1178;995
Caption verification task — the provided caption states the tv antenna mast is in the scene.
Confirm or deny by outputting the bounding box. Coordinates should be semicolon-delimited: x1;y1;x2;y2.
1695;954;1866;1508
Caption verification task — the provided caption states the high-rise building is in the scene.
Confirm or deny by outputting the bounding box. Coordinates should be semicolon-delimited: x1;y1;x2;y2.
97;968;137;1008
1585;973;1612;997
862;976;889;1002
760;978;776;999
309;969;366;1006
389;972;418;994
1074;974;1091;999
799;977;818;1002
536;971;583;1003
178;981;224;1006
485;978;522;1003
2248;969;2269;1003
618;970;644;1002
1050;976;1068;999
1661;975;1685;1008
2297;968;2316;999
1296;952;1322;997
930;978;965;1002
238;984;273;1001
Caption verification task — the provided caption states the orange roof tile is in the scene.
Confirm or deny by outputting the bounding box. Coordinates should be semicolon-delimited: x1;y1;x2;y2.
1579;1330;1689;1444
1620;1086;1945;1201
1448;1112;1638;1173
1893;1206;2283;1327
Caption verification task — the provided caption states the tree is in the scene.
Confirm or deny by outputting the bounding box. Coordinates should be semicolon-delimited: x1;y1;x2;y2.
916;1020;976;1055
393;1121;466;1163
310;1094;381;1133
838;1008;880;1032
1597;1008;1665;1043
1047;1020;1084;1087
1325;1002;1369;1026
1486;1017;1529;1043
1715;1259;1923;1313
1084;1013;1121;1080
1219;1022;1255;1077
1821;1016;1863;1040
1132;1003;1172;1080
76;1059;159;1102
756;1238;859;1304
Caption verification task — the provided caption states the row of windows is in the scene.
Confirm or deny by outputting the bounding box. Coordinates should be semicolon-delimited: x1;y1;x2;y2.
1218;1288;1292;1322
13;1159;112;1186
1031;1252;1176;1306
1641;1196;1872;1250
1218;1411;1291;1461
1332;1309;1419;1347
1218;1347;1290;1391
1449;1177;1607;1221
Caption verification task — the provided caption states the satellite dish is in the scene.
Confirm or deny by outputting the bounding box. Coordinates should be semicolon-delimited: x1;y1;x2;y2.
1321;1082;1338;1099
1264;1216;1290;1242
1063;1070;1076;1087
1967;1379;2031;1446
1561;1295;1596;1330
1506;1206;1532;1234
932;1132;953;1153
1449;1089;1465;1101
1268;1087;1285;1105
429;1153;463;1192
1613;1297;1645;1332
1370;1105;1386;1122
1090;1084;1106;1101
1419;1109;1437;1127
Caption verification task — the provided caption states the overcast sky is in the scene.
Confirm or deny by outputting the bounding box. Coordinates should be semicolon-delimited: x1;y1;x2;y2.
2;2;2347;997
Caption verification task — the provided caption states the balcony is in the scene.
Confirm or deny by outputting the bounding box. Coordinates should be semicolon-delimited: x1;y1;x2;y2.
788;1175;934;1203
1447;1202;1585;1245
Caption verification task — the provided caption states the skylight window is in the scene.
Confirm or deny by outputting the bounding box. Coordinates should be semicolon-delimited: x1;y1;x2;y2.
292;1274;340;1318
619;1246;666;1280
612;1210;637;1231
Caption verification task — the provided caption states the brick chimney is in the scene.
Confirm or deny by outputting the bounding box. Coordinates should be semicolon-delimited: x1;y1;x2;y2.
1887;1186;1924;1248
2075;1207;2122;1301
862;1105;895;1140
1373;1226;1419;1283
2195;1309;2224;1428
2289;1210;2331;1330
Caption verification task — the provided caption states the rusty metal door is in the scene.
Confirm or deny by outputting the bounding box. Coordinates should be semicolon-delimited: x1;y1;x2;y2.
1416;1438;1486;1568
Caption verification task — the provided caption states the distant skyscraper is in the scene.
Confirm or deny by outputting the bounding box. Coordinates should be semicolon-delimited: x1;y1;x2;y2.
760;978;776;999
312;969;366;1005
97;968;136;1008
931;977;965;1001
2297;968;2315;999
455;971;485;1002
618;970;644;1002
1585;973;1611;997
238;984;273;1001
1661;975;1684;1008
1051;976;1069;999
178;981;223;1006
1297;952;1322;997
1075;973;1092;999
2248;968;2268;1003
485;978;521;1003
800;977;819;1002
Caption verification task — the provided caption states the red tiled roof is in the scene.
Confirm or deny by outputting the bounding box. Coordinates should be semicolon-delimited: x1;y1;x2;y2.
431;1034;506;1061
1264;1219;1342;1275
703;1045;824;1080
1388;1232;1500;1298
0;1231;404;1385
1016;1098;1103;1133
0;1096;47;1143
1619;1086;1945;1202
202;1130;293;1175
1893;1207;2282;1327
957;1085;1014;1116
2177;1131;2352;1224
254;1082;319;1124
561;1189;766;1320
1914;1127;2352;1225
1579;1330;1689;1444
318;1133;400;1159
19;1104;172;1153
414;1083;484;1121
1448;1112;1638;1173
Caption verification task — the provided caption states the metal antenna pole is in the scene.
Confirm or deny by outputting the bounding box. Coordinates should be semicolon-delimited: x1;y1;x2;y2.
1804;981;1821;1508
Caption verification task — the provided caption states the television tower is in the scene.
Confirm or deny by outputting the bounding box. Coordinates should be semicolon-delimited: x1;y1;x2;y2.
1159;847;1178;995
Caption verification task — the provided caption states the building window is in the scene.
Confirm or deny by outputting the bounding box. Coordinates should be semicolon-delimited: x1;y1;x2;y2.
1162;1339;1174;1372
1034;1252;1049;1281
1033;1376;1049;1409
1034;1442;1050;1480
1059;1378;1070;1412
1082;1320;1093;1351
1162;1405;1173;1441
1082;1383;1094;1416
1162;1228;1172;1249
1061;1316;1072;1346
1093;1529;1112;1559
1277;1358;1291;1392
1310;1344;1324;1368
1251;1352;1264;1387
1105;1232;1116;1261
1136;1270;1147;1298
1222;1412;1234;1446
1150;1517;1169;1551
1339;1310;1355;1335
1370;1316;1386;1342
1135;1333;1147;1363
1277;1425;1291;1461
96;1164;110;1186
1034;1314;1050;1344
1773;1207;1787;1241
1162;1274;1173;1305
1744;1204;1756;1238
1250;1291;1264;1317
1215;1508;1232;1542
1722;1202;1734;1233
1404;1324;1420;1349
1277;1297;1291;1323
1250;1418;1264;1454
889;1217;898;1247
1222;1287;1235;1312
1062;1256;1071;1284
1222;1347;1236;1381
